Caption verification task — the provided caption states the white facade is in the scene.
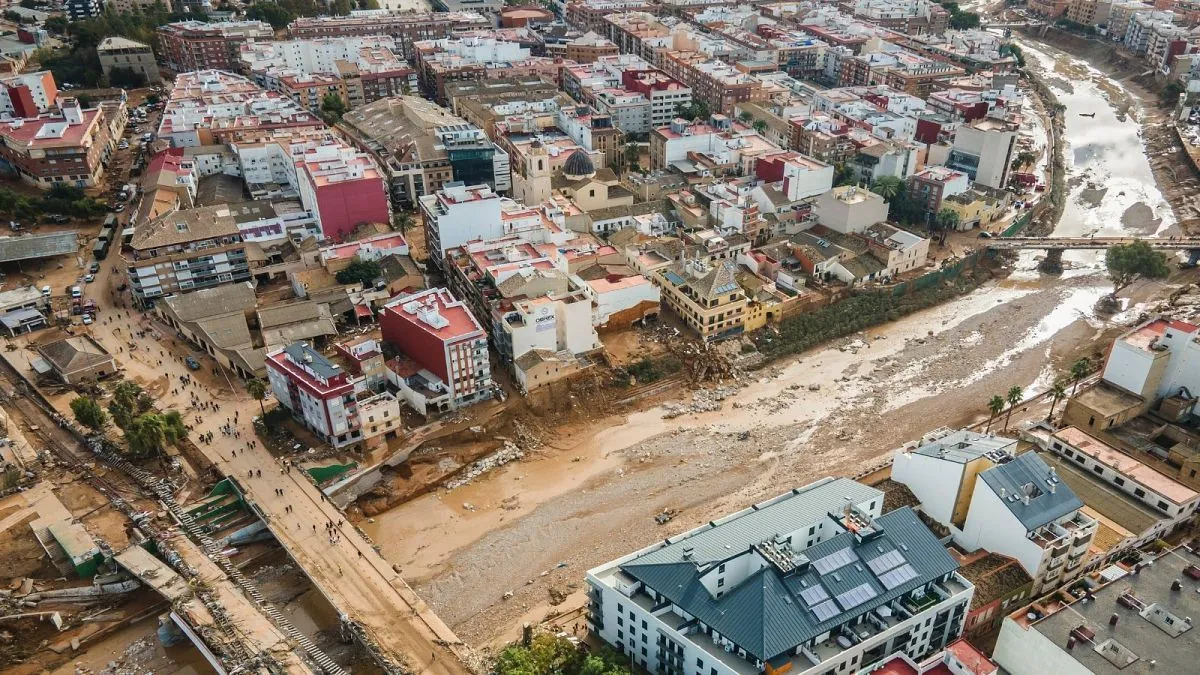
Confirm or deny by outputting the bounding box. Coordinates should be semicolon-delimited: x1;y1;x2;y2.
500;293;599;359
1101;318;1200;404
581;275;661;327
782;155;835;201
992;617;1092;675
418;183;504;265
946;123;1016;190
587;477;974;675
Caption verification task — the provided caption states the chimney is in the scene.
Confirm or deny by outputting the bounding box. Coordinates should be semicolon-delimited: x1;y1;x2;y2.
1109;614;1119;627
999;487;1006;500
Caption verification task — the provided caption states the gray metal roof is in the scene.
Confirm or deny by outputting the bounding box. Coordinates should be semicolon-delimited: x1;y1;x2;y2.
979;452;1082;531
620;502;960;662
911;430;1017;464
281;342;340;380
0;307;43;328
0;232;79;263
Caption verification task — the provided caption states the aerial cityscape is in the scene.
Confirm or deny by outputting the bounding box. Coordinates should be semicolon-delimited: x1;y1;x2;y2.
0;0;1197;673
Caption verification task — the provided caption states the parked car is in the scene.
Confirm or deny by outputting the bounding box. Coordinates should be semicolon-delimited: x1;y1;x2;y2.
47;214;69;224
82;314;93;325
184;356;201;370
83;273;95;283
69;285;81;298
88;262;100;274
40;285;50;297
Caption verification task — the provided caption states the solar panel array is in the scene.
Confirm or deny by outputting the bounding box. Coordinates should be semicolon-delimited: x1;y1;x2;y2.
800;585;829;606
866;549;906;576
812;548;856;575
835;583;878;611
878;564;919;590
811;599;840;622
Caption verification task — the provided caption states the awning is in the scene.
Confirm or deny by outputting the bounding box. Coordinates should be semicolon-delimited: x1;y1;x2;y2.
0;307;45;328
354;304;373;318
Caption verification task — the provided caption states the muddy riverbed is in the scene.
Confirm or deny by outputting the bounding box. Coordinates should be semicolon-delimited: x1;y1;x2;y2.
362;40;1191;648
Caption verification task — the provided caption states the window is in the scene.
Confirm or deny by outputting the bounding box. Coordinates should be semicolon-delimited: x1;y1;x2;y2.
617;617;623;627
1064;449;1074;457
718;564;726;573
1157;500;1170;511
1134;488;1146;498
1114;477;1125;486
717;578;725;588
617;629;623;640
697;658;704;667
641;620;647;630
1092;465;1103;475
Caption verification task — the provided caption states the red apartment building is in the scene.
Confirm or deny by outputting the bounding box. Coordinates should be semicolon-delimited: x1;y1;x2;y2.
265;342;363;448
156;21;274;72
379;288;493;413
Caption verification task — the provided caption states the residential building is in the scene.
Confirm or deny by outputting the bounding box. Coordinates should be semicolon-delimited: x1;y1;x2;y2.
266;342;402;449
871;639;998;675
419;183;506;268
413;36;571;104
649;116;780;173
992;545;1200;675
1028;0;1070;17
0;98;115;188
1124;10;1177;54
946;119;1018;190
658;50;767;115
156;21;274;72
754;152;836;203
66;0;102;21
601;12;672;61
157;70;326;148
907;167;970;216
1046;426;1200;538
813;185;889;234
1107;1;1149;39
1066;0;1114;27
292;143;391;241
567;0;662;32
891;429;1099;595
565;31;621;62
97;37;161;85
953;550;1032;638
657;256;747;341
125;204;252;305
839;0;950;35
563;56;693;133
0;71;57;118
338;96;510;207
286;11;491;60
379;287;493;414
0;286;47;336
941;188;1010;231
36;336;115;385
238;37;417;111
586;476;975;675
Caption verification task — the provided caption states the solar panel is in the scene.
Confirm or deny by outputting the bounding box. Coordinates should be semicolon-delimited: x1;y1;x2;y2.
879;564;919;590
800;584;830;606
836;583;878;611
811;599;840;622
813;548;856;575
867;550;906;576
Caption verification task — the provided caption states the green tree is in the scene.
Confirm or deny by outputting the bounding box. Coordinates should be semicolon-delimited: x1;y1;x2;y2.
1013;150;1036;169
127;412;166;458
1162;81;1185;106
935;208;960;241
112;381;143;414
330;0;353;14
752;119;768;134
986;395;1005;433
320;92;347;123
245;1;296;28
1004;385;1023;430
870;175;904;201
738;110;753;123
163;410;187;446
493;633;629;675
107;65;147;89
833;163;855;187
1105;240;1169;298
42;15;67;34
247;378;268;418
1069;357;1091;396
70;396;108;431
1048;379;1067;419
335;257;383;286
949;10;981;29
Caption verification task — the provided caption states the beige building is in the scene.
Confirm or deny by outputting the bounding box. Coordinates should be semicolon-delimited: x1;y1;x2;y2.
656;256;747;341
97;37;161;85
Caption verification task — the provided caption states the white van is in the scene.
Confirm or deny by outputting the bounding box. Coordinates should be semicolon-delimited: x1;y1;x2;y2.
70;285;82;298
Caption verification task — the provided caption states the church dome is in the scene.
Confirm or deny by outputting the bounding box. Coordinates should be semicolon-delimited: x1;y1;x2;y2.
562;150;596;180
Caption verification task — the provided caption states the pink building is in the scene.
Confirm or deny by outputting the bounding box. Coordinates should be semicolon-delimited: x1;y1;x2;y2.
294;145;391;241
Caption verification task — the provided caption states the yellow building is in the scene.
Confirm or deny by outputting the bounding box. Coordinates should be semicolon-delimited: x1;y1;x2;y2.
942;189;1010;231
657;257;747;341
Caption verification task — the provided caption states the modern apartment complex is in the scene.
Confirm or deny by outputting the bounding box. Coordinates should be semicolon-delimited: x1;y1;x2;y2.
891;430;1099;596
286;10;491;60
0;98;116;188
156;21;275;72
587;477;974;675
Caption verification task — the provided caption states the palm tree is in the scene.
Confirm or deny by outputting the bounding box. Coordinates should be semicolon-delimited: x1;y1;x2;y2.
163;410;187;445
112;381;143;412
986;395;1006;432
1004;385;1023;430
1069;358;1092;396
870;176;904;201
127;412;165;458
1048;379;1068;419
935;208;960;242
247;378;268;418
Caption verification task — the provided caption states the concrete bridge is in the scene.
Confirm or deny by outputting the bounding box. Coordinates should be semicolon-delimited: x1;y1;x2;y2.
985;236;1200;250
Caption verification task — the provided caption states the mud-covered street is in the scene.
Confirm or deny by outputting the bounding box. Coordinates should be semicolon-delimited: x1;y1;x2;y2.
360;40;1193;648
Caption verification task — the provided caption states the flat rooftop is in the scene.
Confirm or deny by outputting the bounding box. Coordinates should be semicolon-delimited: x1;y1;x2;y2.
1038;452;1160;537
1018;548;1200;675
0;231;79;263
1054;427;1198;505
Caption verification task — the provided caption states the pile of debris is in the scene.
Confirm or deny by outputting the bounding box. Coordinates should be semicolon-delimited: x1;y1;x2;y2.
670;339;741;384
661;386;739;419
444;441;525;490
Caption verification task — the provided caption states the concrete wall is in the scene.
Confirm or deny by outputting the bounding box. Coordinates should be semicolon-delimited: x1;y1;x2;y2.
992;617;1091;675
958;481;1043;577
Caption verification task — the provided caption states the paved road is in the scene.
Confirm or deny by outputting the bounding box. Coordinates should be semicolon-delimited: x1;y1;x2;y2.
72;261;471;674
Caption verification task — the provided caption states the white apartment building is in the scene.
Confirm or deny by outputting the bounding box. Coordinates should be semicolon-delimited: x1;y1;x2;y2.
419;183;505;269
593;89;652;134
1123;10;1175;54
945;119;1017;190
1100;317;1200;407
587;477;974;675
892;429;1099;596
240;36;400;76
1047;426;1200;541
813;186;890;234
0;71;57;117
